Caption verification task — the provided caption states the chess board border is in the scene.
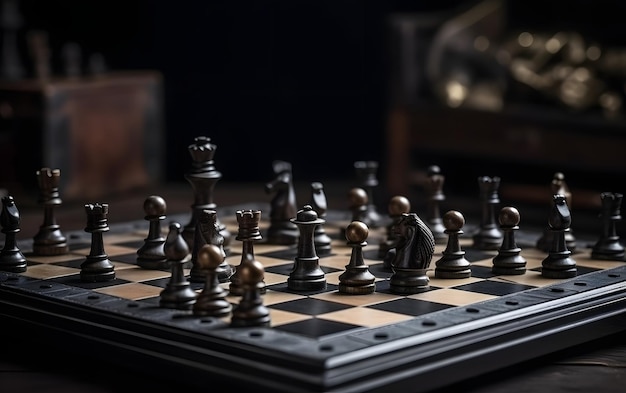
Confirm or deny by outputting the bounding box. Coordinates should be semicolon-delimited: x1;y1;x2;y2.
2;209;626;393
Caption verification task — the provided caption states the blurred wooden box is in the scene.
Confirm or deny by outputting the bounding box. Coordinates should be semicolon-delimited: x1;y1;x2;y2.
0;71;164;200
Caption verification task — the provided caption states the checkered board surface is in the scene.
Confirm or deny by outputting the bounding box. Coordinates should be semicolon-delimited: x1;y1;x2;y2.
2;211;626;392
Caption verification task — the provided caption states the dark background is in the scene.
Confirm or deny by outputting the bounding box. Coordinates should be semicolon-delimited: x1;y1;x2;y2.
11;0;626;187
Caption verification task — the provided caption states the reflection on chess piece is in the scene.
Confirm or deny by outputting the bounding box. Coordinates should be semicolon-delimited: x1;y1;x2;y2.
0;195;26;272
32;168;69;256
389;212;436;294
265;160;299;245
193;244;232;318
425;165;447;244
230;210;265;296
354;161;382;228
434;210;471;279
380;195;411;267
339;221;375;295
230;253;270;328
472;176;504;250
492;207;527;275
136;195;168;269
160;222;197;310
541;195;577;278
288;205;326;291
81;203;115;282
591;192;624;260
309;182;332;256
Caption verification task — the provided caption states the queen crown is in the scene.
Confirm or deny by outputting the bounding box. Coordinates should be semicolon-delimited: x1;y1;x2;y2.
188;136;217;169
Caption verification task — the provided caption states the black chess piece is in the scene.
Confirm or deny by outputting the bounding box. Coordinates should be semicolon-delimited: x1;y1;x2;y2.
354;161;382;228
492;207;527;275
230;210;265;296
193;244;232;318
389;212;436;294
425;165;447;244
160;222;198;310
81;203;115;282
541;195;577;279
0;195;26;273
434;210;471;279
136;195;168;269
591;192;624;260
230;253;270;328
339;221;376;295
32;168;68;256
472;176;504;250
288;205;326;291
265;160;299;245
309;182;332;256
190;209;233;283
380;195;411;266
182;136;231;254
537;172;577;252
348;187;369;224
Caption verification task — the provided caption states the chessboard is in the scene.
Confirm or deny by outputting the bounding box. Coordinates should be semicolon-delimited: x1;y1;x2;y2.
2;204;626;393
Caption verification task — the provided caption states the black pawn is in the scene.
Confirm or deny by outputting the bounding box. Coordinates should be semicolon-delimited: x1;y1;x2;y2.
136;195;168;269
309;182;332;256
492;207;527;275
354;161;382;228
591;192;625;260
434;210;471;279
380;195;411;264
81;203;115;282
0;195;26;273
160;222;197;310
32;168;68;256
541;195;577;278
193;244;232;318
472;176;504;250
230;253;270;327
288;205;326;291
425;165;447;244
348;187;369;223
339;221;376;295
230;210;264;296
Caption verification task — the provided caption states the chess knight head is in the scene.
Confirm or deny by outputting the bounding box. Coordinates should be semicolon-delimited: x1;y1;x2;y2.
391;212;436;270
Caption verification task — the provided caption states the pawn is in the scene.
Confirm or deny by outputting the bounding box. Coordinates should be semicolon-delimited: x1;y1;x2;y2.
591;192;625;260
541;195;577;279
193;244;232;318
380;195;411;266
230;253;270;327
160;222;197;310
492;207;527;275
136;195;168;269
0;196;27;273
434;210;471;279
339;221;376;295
348;187;370;225
309;182;332;256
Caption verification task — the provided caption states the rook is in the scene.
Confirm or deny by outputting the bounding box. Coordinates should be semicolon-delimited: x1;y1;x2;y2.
81;203;115;282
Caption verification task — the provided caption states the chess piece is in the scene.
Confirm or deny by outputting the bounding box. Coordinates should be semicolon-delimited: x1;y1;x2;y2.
339;221;376;295
0;195;26;272
230;253;270;327
591;192;624;260
380;195;411;266
492;207;527;275
537;172;577;252
160;222;198;310
81;203;115;282
434;210;471;279
389;212;436;294
288;205;326;291
230;210;264;296
541;195;577;278
354;161;382;228
265;160;299;245
189;209;233;283
193;244;232;318
182;136;231;254
309;182;332;256
32;168;68;256
348;187;369;223
425;165;447;244
472;176;504;250
27;30;51;81
136;195;168;269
